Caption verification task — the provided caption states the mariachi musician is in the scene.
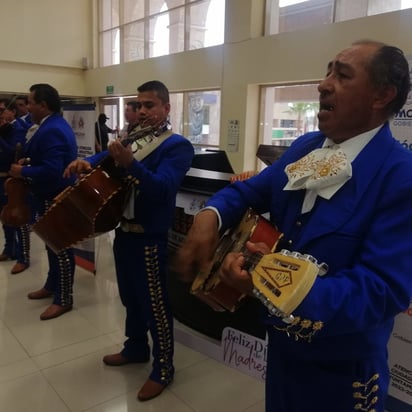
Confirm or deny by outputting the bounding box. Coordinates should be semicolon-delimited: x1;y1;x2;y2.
0;98;31;274
119;101;140;140
8;84;78;321
173;41;412;412
64;80;194;402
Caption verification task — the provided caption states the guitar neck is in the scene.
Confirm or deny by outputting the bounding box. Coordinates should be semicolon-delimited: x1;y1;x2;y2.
242;250;263;273
120;125;155;147
121;122;170;147
95;123;170;178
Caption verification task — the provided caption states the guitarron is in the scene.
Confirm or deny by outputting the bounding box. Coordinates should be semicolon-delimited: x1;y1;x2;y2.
32;125;162;253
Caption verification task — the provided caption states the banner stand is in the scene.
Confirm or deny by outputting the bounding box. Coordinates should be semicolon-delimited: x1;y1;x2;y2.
62;103;97;274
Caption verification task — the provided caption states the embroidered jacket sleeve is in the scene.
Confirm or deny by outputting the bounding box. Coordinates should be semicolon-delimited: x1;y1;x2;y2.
205;129;412;342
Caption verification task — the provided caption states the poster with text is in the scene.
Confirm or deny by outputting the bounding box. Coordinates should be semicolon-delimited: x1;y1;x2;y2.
386;304;412;411
390;54;412;152
63;104;97;273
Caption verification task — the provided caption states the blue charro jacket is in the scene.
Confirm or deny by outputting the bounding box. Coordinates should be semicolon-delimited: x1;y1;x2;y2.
87;133;194;237
206;122;412;361
21;114;78;200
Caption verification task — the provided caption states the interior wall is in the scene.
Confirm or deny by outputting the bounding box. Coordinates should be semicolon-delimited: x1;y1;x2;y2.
84;46;225;96
0;0;92;96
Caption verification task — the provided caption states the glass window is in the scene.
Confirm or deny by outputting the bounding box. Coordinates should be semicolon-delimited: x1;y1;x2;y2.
99;0;225;67
149;0;171;16
124;22;144;62
149;10;171;58
122;0;144;24
100;0;120;31
279;0;334;34
96;90;220;149
367;0;412;16
167;7;185;55
188;0;225;50
97;89;221;149
169;92;184;136
260;83;319;149
266;0;412;35
204;0;225;47
335;0;411;21
186;90;221;147
188;1;210;50
100;29;120;66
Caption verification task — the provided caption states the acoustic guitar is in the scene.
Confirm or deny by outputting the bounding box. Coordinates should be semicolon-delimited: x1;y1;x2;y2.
190;208;282;312
190;208;328;318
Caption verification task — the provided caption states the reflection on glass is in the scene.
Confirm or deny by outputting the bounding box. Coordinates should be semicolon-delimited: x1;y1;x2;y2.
124;22;144;62
261;84;319;148
169;93;184;136
187;91;220;147
99;0;225;66
268;0;412;35
188;93;204;143
123;0;144;23
101;29;120;66
100;0;120;30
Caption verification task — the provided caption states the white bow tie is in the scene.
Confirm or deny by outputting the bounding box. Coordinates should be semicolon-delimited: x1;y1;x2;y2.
283;146;352;200
25;124;39;141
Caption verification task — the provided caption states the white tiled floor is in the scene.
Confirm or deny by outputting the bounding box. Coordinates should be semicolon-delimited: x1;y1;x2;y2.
0;231;265;412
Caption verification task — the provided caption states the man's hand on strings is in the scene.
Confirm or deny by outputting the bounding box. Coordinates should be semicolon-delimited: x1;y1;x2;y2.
63;160;92;178
108;140;134;168
218;241;272;295
171;209;220;283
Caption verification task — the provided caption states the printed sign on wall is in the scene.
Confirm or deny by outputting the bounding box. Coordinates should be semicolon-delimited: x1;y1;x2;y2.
386;304;412;411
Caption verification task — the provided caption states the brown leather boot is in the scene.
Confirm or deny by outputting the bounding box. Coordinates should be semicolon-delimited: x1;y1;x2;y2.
40;304;72;320
137;379;169;401
27;288;53;299
11;262;29;274
0;253;12;261
103;353;131;366
103;353;150;366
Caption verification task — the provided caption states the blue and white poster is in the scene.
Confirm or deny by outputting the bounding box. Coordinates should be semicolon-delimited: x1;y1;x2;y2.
386;304;412;411
63;104;97;273
63;103;96;159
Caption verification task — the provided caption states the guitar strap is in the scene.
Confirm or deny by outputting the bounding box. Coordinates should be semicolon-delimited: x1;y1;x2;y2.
131;129;173;161
122;129;173;219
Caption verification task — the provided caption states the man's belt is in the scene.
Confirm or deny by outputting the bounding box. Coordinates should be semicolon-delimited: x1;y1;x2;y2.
120;220;145;233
